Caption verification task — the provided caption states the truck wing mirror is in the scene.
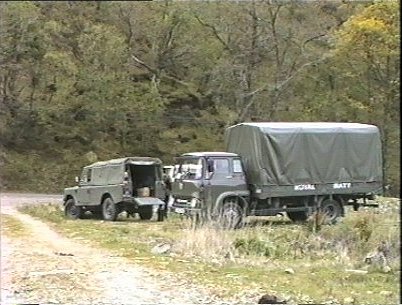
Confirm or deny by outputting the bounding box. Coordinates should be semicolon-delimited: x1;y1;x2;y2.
75;176;80;184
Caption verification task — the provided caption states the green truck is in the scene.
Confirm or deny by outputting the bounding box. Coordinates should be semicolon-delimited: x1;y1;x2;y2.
63;157;166;221
171;122;383;228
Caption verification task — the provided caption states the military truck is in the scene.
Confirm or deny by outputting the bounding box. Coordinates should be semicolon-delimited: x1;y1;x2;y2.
63;157;166;221
171;122;383;228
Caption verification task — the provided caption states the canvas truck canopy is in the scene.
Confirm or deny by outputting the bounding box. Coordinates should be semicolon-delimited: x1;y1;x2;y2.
84;157;162;185
225;123;383;195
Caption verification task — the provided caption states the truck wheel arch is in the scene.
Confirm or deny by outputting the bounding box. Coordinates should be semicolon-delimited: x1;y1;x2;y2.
214;191;249;215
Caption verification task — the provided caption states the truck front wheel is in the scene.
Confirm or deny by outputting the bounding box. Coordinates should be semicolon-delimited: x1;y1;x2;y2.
219;198;243;229
64;198;82;220
102;197;118;221
320;199;342;224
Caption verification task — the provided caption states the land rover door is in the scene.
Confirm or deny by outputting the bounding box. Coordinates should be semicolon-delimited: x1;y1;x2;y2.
76;167;92;205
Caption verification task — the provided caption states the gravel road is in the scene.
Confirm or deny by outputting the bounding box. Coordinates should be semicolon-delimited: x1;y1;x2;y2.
0;193;252;305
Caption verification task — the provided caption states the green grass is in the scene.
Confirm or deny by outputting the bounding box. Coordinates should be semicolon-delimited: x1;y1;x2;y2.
1;213;31;237
19;197;400;304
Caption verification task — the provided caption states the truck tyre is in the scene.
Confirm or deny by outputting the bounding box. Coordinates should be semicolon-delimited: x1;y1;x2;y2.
287;211;308;222
64;198;82;220
138;206;153;220
219;198;243;229
102;197;118;221
320;198;342;224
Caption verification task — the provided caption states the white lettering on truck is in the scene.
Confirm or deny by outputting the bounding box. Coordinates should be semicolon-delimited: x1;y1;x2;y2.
333;182;351;189
294;184;316;191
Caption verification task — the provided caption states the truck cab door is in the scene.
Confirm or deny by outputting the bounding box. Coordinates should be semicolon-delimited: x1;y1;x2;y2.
204;157;248;212
203;157;233;206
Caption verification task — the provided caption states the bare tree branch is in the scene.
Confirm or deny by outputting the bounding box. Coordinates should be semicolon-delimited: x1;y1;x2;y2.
237;55;329;122
131;54;202;102
194;14;232;52
131;54;158;75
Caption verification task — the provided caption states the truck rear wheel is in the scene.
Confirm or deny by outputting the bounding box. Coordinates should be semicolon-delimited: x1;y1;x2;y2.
102;197;118;221
287;211;308;222
138;206;153;220
320;198;342;224
64;198;82;220
219;198;243;229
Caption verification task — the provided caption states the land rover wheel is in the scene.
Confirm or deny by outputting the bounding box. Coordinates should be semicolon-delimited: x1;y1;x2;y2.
157;205;165;222
64;198;82;220
219;197;243;229
320;199;342;224
102;197;118;221
287;211;308;222
138;206;153;220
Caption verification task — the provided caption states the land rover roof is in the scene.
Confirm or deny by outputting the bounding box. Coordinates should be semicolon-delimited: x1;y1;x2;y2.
84;157;162;168
181;152;240;158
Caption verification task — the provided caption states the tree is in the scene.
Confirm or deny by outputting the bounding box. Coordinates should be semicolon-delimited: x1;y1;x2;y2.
301;1;400;195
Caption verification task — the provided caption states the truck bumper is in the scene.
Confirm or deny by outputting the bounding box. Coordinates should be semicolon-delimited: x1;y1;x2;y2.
122;196;165;207
171;202;201;215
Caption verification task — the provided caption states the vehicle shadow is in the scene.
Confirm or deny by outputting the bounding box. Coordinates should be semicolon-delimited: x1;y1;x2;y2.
79;211;304;227
244;218;301;228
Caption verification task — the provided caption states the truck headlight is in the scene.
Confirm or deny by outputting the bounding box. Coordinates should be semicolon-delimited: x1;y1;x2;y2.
255;188;262;194
190;198;198;208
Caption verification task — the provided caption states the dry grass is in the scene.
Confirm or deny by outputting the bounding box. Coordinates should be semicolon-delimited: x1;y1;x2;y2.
173;225;234;262
18;196;400;304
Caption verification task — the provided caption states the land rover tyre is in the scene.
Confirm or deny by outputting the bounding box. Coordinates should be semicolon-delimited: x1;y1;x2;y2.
287;211;308;222
219;197;243;229
320;198;342;224
102;197;118;221
138;205;153;220
157;205;165;222
64;198;82;220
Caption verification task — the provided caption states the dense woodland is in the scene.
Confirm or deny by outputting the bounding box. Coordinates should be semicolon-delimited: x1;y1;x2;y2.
0;1;399;196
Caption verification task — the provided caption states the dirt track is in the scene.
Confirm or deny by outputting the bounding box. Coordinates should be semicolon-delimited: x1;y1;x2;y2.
0;193;241;305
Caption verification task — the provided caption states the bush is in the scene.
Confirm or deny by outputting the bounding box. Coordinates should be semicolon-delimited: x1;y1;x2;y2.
234;237;274;257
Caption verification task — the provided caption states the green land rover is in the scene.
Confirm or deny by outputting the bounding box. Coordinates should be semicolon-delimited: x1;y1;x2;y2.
63;157;166;221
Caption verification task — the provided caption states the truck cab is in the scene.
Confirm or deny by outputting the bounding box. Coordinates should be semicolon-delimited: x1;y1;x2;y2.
171;152;250;228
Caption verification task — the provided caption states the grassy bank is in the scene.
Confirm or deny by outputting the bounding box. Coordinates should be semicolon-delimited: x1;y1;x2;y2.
19;197;400;304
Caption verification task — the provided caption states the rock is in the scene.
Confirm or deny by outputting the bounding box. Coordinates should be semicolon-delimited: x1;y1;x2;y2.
379;291;392;297
258;294;287;304
364;250;387;267
345;269;368;275
54;252;74;256
382;265;392;273
151;243;171;255
343;297;354;304
28;269;74;277
284;268;295;274
224;251;234;261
